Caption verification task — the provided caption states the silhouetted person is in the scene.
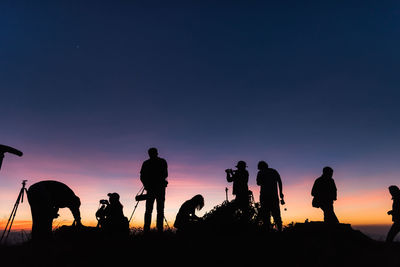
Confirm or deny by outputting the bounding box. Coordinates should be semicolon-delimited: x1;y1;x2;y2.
96;192;129;237
226;161;249;219
140;147;168;233
386;185;400;242
256;161;284;231
27;180;82;240
174;194;204;233
311;167;339;224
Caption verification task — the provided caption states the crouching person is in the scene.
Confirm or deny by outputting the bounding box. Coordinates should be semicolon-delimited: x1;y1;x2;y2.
96;192;129;238
27;180;82;241
174;194;204;234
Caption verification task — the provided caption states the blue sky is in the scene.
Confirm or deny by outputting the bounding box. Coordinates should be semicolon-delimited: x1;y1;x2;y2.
1;1;400;228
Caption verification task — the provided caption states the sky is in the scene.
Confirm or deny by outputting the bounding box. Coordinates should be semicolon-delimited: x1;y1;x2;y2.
1;1;400;234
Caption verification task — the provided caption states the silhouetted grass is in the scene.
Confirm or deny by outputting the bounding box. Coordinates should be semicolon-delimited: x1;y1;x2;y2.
1;202;400;266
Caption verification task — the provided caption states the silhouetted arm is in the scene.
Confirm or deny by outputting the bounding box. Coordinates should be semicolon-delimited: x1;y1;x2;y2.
332;179;337;201
140;161;149;188
311;179;317;197
70;207;82;226
163;159;168;179
277;172;283;199
226;172;233;182
256;172;261;186
69;196;82;226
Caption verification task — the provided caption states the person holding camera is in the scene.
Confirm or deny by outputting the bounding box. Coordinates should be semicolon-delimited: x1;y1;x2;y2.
226;160;250;219
140;147;168;233
256;161;284;232
386;185;400;242
311;166;339;224
96;192;129;237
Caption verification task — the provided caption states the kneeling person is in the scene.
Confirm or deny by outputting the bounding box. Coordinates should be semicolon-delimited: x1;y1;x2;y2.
96;192;129;237
174;194;204;233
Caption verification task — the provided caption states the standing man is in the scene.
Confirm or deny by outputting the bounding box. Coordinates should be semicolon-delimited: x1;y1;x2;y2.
226;160;249;218
27;180;82;240
140;147;168;233
256;161;284;231
311;166;339;224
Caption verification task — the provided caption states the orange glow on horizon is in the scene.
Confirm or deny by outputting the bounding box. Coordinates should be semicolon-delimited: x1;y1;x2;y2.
0;154;397;232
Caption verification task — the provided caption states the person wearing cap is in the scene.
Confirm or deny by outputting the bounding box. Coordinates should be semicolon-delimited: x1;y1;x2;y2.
386;185;400;242
226;160;250;218
97;192;129;237
256;161;284;231
140;147;168;233
311;166;339;224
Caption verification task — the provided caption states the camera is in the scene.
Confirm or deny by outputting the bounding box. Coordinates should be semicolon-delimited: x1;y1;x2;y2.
135;194;148;201
99;199;109;205
225;168;233;174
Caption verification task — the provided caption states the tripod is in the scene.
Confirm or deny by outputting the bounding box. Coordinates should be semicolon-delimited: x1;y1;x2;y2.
128;186;145;223
128;186;170;229
0;180;28;244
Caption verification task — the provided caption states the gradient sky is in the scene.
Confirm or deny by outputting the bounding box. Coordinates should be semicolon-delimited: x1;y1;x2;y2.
1;1;400;231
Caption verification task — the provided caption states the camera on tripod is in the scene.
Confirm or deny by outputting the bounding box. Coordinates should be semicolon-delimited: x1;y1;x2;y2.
135;193;148;201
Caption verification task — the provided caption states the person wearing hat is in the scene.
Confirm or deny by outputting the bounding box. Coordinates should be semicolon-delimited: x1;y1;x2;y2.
98;192;129;237
226;160;250;219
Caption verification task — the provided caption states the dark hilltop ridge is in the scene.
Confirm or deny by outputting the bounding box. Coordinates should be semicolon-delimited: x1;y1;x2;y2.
0;222;398;267
1;201;400;267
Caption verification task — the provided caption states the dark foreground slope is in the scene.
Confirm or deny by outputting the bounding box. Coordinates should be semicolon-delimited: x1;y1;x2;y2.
1;222;400;267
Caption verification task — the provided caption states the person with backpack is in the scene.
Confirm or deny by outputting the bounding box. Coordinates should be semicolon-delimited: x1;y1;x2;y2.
311;166;339;224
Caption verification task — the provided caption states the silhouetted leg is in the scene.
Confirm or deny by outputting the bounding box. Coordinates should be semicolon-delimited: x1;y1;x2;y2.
156;188;165;232
260;199;272;231
321;203;339;224
271;201;282;231
235;194;249;221
28;189;53;240
144;194;156;233
30;206;41;240
31;208;53;240
386;222;400;242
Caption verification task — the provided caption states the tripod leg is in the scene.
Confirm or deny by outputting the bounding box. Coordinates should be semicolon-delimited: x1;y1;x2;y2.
164;216;170;229
128;201;140;223
0;188;24;243
1;204;19;243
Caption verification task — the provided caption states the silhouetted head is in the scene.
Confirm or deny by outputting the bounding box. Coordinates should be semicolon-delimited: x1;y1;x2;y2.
148;147;158;159
322;166;333;178
235;161;247;170
257;161;268;170
191;194;205;210
108;192;120;204
389;185;400;198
